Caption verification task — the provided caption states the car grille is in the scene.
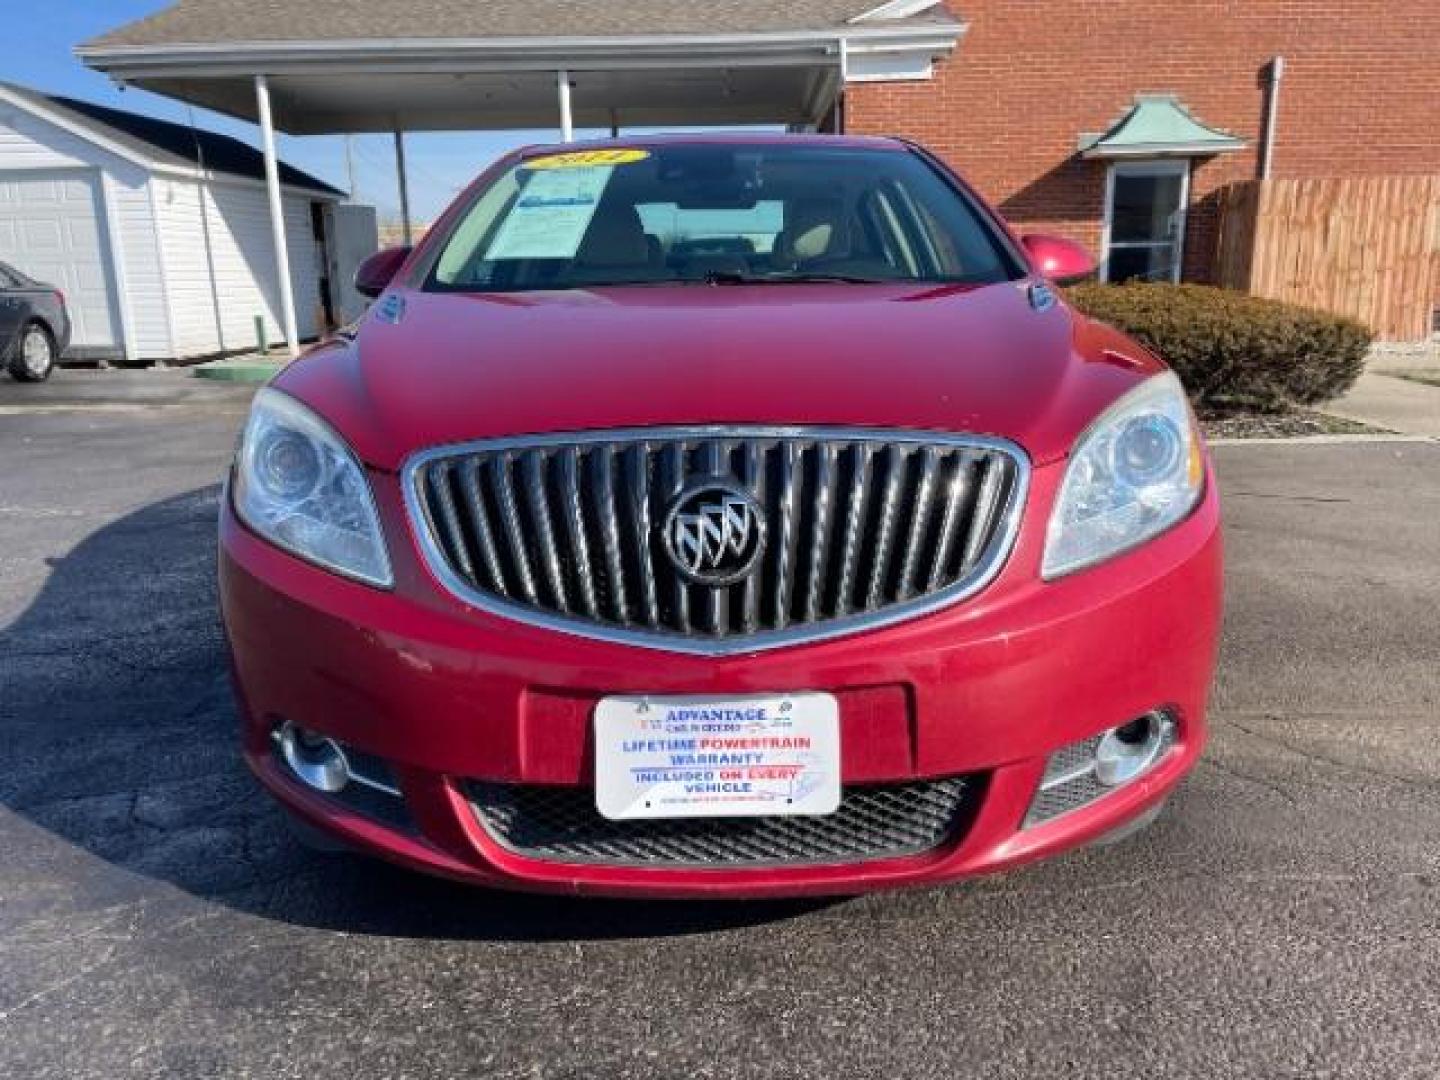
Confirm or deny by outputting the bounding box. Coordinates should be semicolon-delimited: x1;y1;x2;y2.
405;427;1026;653
466;777;982;867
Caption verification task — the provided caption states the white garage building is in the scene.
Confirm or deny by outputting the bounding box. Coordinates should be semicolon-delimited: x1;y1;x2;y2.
0;81;350;364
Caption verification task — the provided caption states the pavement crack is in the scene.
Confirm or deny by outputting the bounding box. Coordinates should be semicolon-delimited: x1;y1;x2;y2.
1035;868;1423;899
1201;757;1300;805
1225;490;1353;504
1218;716;1440;792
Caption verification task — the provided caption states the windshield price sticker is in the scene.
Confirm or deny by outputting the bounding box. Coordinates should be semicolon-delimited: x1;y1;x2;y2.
486;165;614;260
594;692;841;820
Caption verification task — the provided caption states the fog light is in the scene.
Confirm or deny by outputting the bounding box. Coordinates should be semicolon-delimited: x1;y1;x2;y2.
1096;711;1173;787
1024;709;1177;828
276;721;350;793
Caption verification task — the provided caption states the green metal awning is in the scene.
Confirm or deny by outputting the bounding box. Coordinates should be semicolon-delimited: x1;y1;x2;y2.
1079;95;1244;158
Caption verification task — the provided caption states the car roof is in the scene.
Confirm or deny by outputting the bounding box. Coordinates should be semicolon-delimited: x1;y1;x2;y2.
512;132;910;160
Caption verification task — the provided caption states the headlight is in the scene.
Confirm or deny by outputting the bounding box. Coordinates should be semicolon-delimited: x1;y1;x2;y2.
1042;372;1204;579
233;388;392;587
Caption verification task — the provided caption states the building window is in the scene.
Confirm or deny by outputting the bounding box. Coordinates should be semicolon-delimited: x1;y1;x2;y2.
1101;160;1190;283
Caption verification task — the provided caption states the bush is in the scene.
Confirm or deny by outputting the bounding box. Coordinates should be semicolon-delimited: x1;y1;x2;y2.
1065;282;1371;414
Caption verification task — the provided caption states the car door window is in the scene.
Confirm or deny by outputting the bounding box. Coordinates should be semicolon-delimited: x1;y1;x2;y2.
860;189;920;276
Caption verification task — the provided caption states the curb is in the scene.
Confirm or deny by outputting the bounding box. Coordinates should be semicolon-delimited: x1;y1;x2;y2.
191;361;284;384
1208;433;1437;446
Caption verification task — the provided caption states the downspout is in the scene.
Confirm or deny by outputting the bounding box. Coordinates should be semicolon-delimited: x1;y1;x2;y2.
1260;56;1284;179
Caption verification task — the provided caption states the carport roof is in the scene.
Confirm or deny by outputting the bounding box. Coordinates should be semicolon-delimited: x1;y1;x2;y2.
83;1;958;46
76;1;964;134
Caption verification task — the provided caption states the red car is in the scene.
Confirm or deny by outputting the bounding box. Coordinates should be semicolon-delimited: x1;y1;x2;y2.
221;135;1221;897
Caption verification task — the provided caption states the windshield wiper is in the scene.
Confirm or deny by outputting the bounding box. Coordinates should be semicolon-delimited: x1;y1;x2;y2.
703;270;889;286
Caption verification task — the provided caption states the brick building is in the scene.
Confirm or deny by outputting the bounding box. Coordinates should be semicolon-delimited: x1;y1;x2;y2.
79;0;1440;345
844;0;1440;287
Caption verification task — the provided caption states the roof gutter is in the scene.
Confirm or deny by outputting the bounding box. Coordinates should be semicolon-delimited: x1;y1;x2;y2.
1082;141;1244;159
149;162;342;201
77;25;962;78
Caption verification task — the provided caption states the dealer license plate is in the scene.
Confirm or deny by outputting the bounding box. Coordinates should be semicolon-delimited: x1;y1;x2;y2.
594;692;841;821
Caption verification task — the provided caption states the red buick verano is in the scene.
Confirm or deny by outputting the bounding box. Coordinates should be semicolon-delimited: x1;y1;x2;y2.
220;135;1221;897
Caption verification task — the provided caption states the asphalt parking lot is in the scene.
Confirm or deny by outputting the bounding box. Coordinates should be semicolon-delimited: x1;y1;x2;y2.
3;370;1439;1079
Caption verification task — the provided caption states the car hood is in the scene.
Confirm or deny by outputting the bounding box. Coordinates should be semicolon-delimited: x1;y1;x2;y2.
276;280;1165;471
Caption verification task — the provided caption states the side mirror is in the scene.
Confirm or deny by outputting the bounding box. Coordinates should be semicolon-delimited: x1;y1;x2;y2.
1020;234;1097;286
354;246;412;299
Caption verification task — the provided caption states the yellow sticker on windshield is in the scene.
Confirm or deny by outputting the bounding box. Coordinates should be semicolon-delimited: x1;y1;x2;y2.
523;148;650;170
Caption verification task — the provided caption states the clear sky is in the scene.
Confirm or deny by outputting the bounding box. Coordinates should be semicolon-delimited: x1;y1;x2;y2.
5;1;606;225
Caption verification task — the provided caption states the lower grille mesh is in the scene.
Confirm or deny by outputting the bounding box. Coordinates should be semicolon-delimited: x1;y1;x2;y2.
467;777;981;867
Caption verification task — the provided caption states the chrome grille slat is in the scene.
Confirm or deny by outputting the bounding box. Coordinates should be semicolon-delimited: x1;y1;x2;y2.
490;454;539;604
898;447;940;601
661;442;691;634
458;459;508;598
522;452;568;613
961;455;1005;573
804;443;837;622
591;446;629;625
929;450;974;591
740;441;764;634
772;441;800;629
834;443;872;617
559;448;598;618
426;463;475;584
623;444;661;628
865;444;907;611
406;427;1026;656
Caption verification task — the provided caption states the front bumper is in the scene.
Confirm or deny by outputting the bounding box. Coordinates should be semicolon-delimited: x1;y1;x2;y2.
220;457;1222;898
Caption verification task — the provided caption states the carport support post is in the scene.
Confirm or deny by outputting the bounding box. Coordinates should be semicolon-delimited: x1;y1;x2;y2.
557;70;574;143
253;74;300;359
393;129;413;246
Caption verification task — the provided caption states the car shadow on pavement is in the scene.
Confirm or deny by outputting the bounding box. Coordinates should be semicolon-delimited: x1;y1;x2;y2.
0;486;832;940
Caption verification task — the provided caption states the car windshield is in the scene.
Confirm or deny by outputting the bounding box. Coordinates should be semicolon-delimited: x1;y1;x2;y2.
425;143;1021;292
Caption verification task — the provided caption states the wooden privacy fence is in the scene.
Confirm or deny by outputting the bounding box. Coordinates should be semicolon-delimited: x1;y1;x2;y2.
1215;175;1440;341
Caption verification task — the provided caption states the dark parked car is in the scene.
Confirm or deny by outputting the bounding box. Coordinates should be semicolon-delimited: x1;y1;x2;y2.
0;261;69;382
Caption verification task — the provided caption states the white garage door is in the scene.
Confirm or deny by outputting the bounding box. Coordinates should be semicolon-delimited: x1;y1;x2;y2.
0;169;121;352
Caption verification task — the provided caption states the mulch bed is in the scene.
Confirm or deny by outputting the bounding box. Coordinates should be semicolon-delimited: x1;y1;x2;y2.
1199;410;1392;439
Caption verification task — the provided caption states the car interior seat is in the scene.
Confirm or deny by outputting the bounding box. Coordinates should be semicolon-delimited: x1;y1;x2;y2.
773;197;851;270
572;204;661;283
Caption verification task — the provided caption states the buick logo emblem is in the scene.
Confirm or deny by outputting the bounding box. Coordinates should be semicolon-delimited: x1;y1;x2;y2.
662;480;766;586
